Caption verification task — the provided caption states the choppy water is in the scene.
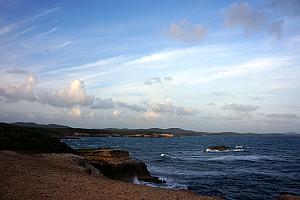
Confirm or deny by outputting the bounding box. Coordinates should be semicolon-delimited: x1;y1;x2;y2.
63;135;300;200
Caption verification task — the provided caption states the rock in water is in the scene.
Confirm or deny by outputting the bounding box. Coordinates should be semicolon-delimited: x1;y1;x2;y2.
77;148;164;184
206;145;230;152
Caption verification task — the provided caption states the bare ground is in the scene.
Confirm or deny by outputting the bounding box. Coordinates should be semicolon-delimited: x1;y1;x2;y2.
0;151;219;200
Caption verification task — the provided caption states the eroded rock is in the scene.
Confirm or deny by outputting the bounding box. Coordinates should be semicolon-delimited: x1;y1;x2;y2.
77;148;164;184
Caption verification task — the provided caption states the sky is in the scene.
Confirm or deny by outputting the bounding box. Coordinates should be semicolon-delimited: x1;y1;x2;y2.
0;0;299;133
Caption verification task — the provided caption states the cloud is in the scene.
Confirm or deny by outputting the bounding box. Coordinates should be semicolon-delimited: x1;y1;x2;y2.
266;113;299;119
68;106;82;118
207;102;215;106
222;103;260;112
115;101;147;112
225;2;266;34
0;73;37;102
144;77;161;86
144;76;174;86
148;99;175;113
0;6;61;36
268;19;285;39
176;106;198;116
271;0;300;16
112;110;122;117
144;110;160;120
167;19;206;43
164;76;174;81
224;2;284;38
90;98;114;109
212;91;228;96
6;68;29;75
39;80;94;107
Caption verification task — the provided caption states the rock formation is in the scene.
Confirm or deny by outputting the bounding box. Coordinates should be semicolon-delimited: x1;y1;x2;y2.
78;148;164;184
206;146;230;151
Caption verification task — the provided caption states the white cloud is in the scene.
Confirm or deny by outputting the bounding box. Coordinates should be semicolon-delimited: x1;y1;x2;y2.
223;103;260;112
0;72;37;102
68;106;82;118
112;110;122;117
144;110;160;120
148;98;175;113
0;6;61;36
167;19;206;43
176;106;198;116
39;80;94;107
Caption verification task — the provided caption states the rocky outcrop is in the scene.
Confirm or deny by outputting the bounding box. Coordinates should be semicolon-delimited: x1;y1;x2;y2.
278;194;300;200
206;146;229;151
77;148;164;184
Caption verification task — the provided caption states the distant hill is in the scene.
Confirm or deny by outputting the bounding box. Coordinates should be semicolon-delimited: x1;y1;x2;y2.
6;122;299;137
12;122;70;129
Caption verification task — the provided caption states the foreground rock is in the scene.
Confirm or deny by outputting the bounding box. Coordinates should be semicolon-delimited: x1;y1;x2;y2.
206;146;230;152
0;151;218;200
278;194;300;200
78;148;163;183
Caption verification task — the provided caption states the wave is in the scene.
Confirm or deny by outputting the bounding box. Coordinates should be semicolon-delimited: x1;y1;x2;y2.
205;145;246;153
209;155;275;162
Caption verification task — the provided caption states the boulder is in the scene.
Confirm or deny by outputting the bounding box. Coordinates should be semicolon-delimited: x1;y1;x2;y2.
77;148;164;184
278;194;300;200
206;146;229;151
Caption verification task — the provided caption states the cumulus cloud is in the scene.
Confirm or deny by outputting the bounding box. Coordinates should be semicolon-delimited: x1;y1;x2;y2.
176;106;198;116
0;73;37;102
68;106;82;118
266;113;299;119
224;2;284;38
39;80;94;107
222;103;260;112
167;19;206;43
144;110;160;120
148;99;175;113
112;110;122;117
90;98;114;109
115;101;147;112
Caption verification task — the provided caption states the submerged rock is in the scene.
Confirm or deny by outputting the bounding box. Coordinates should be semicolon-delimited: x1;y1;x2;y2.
77;148;164;184
278;194;300;200
206;146;230;152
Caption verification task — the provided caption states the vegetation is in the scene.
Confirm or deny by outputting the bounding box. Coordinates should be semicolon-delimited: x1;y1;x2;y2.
0;123;74;153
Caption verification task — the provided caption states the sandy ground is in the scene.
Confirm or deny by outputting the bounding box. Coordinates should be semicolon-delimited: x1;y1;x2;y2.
0;151;218;200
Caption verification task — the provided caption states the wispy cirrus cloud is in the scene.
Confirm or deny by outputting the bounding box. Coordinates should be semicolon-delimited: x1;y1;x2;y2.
0;6;61;36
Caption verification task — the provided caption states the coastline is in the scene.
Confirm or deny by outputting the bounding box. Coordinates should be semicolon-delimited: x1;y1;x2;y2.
0;151;218;200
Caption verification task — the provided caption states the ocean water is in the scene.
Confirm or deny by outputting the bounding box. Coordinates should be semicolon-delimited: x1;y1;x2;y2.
63;135;300;200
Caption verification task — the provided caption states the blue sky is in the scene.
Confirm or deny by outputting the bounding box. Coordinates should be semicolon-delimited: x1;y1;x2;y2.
0;0;299;133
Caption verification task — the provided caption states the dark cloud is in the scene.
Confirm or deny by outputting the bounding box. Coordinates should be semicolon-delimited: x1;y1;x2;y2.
167;19;206;43
266;113;299;119
224;2;285;39
90;98;114;109
6;68;29;74
271;0;300;16
144;77;161;86
116;101;147;112
222;103;260;112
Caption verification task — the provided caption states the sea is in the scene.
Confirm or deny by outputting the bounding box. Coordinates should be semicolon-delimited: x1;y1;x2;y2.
63;135;300;200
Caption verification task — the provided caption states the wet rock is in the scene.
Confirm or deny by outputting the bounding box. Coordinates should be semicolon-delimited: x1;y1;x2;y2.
278;194;300;200
206;146;230;151
77;148;164;184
